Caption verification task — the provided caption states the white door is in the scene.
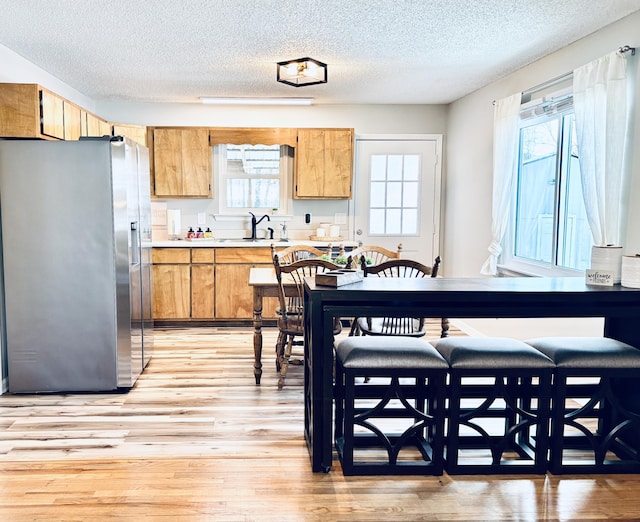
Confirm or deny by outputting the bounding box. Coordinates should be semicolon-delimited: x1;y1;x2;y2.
352;135;442;265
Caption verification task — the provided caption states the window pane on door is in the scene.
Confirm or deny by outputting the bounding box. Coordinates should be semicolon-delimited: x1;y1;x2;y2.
386;209;402;233
403;182;419;207
402;209;418;234
404;155;419;180
368;154;420;236
371;155;386;180
386;182;402;207
370;208;385;234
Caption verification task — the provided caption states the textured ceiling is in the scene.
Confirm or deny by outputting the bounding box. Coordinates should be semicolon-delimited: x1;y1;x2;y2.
0;0;639;105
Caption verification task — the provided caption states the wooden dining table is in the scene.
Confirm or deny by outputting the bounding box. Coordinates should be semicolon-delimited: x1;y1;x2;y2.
248;266;293;385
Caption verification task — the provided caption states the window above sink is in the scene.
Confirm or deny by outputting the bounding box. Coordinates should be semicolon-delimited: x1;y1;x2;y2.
214;143;293;216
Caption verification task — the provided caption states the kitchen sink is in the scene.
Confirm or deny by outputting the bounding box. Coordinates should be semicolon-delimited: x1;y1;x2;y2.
215;238;272;244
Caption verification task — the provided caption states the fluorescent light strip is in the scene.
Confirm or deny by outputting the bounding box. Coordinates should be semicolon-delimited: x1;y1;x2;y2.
200;97;313;106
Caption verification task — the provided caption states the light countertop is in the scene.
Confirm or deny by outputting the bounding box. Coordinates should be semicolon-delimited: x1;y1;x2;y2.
151;239;358;248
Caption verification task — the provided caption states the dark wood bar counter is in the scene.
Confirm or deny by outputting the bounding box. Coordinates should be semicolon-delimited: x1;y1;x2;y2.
303;276;640;472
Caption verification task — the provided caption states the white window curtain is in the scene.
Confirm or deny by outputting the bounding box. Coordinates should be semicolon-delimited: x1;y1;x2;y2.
480;92;522;275
573;50;631;247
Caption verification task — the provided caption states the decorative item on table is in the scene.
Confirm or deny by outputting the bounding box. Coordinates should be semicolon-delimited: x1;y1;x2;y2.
621;254;640;288
315;269;364;287
589;245;623;284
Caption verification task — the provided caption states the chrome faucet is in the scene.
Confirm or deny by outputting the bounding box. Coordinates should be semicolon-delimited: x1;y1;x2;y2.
248;212;270;240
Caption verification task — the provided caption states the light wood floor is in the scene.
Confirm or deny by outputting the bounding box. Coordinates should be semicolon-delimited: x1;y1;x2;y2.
1;324;640;521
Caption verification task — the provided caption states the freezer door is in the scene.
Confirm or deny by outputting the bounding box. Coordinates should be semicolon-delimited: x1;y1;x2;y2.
0;140;120;392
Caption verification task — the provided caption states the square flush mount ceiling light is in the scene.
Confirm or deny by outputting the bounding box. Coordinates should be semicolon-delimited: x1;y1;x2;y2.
277;57;327;87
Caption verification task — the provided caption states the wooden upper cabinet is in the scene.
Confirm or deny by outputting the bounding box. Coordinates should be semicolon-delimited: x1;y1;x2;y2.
113;123;147;146
41;90;85;141
153;127;212;198
0;83;110;141
83;111;112;138
294;128;354;199
0;83;40;137
63;100;82;141
40;89;65;139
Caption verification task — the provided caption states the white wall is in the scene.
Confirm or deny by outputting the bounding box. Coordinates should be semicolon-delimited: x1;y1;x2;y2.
445;11;640;338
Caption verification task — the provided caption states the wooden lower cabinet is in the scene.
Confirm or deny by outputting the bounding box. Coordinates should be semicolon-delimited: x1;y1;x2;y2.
152;248;191;319
152;246;277;322
152;264;191;319
215;247;279;320
215;264;254;319
191;249;215;319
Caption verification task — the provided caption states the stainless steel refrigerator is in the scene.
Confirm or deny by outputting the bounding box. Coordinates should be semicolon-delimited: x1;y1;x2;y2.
0;137;153;392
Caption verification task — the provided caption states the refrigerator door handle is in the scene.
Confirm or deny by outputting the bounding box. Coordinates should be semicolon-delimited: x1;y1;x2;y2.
131;221;140;266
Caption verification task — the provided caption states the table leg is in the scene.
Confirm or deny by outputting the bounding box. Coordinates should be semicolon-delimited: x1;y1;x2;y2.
253;286;264;385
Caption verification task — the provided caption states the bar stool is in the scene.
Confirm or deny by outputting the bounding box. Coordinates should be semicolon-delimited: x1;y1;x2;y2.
525;337;640;474
432;337;554;475
334;336;448;476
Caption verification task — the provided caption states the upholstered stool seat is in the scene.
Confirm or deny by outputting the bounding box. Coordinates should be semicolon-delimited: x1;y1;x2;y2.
525;337;640;474
334;336;448;476
432;337;554;474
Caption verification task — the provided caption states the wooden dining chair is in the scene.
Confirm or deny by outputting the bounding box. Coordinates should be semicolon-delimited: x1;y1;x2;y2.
273;254;340;389
351;256;449;338
271;243;332;264
271;242;336;325
343;243;402;268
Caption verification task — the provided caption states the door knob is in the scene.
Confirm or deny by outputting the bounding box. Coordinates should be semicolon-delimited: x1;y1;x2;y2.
356;229;363;235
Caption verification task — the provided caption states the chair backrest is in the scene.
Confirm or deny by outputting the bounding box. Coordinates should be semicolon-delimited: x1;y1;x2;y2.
271;243;332;265
343;244;403;268
361;256;441;278
273;255;340;327
358;257;442;336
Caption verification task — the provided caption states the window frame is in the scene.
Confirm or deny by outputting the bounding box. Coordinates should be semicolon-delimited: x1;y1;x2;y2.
499;91;592;277
213;143;292;217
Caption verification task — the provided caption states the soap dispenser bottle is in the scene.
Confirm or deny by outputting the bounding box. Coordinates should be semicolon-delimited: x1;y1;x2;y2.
280;223;288;241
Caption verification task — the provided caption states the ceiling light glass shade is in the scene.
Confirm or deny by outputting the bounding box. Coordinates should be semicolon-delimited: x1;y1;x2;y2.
200;97;314;105
277;57;327;87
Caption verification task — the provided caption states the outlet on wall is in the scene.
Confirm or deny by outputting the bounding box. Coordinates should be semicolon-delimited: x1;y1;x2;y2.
197;212;206;225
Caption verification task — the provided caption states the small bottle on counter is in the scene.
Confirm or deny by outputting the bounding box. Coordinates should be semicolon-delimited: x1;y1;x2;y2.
186;227;195;239
204;227;213;238
196;227;204;238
